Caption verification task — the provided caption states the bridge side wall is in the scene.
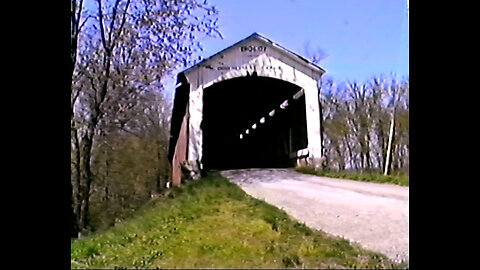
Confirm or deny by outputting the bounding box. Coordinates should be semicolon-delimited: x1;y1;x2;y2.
171;111;189;187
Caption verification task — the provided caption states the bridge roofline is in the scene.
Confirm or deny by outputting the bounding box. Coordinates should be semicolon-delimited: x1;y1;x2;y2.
180;32;325;79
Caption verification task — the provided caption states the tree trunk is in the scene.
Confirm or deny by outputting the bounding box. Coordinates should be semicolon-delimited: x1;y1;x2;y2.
156;147;163;193
71;125;82;236
343;134;356;170
78;132;94;233
364;132;372;170
335;144;345;171
70;178;78;237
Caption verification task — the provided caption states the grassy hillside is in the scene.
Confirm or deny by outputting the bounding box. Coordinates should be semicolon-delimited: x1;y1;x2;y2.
71;174;408;269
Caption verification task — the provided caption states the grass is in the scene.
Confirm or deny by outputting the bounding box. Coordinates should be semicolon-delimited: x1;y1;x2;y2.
295;167;409;186
71;173;408;269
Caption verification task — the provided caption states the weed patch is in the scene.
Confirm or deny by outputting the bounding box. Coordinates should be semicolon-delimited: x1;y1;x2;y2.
282;254;302;268
296;167;409;186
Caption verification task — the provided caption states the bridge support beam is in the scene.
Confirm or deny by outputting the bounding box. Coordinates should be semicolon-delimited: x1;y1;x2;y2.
303;81;323;169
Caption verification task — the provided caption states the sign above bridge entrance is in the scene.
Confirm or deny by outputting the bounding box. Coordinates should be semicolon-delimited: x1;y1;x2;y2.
181;33;325;90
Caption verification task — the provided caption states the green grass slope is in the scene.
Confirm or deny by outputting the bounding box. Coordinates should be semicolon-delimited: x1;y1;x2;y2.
71;174;408;269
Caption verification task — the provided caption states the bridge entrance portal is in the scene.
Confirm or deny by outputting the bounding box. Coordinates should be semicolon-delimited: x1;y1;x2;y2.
202;76;308;170
168;33;325;186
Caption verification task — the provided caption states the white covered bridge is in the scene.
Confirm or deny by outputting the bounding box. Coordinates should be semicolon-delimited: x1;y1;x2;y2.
168;33;326;186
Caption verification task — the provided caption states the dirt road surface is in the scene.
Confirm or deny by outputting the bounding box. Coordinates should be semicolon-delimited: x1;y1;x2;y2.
220;168;409;263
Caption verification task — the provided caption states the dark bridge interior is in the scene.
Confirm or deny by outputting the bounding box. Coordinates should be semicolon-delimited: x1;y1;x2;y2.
202;75;308;170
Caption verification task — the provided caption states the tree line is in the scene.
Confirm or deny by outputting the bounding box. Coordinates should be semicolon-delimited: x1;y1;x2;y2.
318;75;409;175
70;0;221;236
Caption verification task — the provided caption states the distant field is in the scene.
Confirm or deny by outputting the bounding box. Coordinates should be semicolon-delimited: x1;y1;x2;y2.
71;174;408;269
295;167;409;186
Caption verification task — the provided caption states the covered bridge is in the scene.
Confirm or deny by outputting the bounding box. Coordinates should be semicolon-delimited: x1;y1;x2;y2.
168;33;326;186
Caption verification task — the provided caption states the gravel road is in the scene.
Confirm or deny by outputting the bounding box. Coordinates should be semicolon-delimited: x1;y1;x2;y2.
220;168;409;263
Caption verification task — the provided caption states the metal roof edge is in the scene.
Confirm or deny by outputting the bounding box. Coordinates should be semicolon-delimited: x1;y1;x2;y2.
180;33;260;75
252;32;326;75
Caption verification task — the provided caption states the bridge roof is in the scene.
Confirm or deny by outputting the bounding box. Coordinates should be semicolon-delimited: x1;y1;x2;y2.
180;32;325;79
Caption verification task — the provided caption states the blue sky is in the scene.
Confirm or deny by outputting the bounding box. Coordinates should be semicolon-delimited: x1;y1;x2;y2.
205;0;408;79
83;0;408;99
164;0;408;99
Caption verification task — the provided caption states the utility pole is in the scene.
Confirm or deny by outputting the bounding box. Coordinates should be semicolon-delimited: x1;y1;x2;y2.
384;112;395;176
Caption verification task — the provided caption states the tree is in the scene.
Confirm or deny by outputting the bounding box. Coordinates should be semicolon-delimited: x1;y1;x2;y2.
318;76;408;174
71;0;90;237
71;0;221;235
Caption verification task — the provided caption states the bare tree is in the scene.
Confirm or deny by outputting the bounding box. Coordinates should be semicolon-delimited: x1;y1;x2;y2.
318;76;408;175
71;0;90;237
71;0;221;235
